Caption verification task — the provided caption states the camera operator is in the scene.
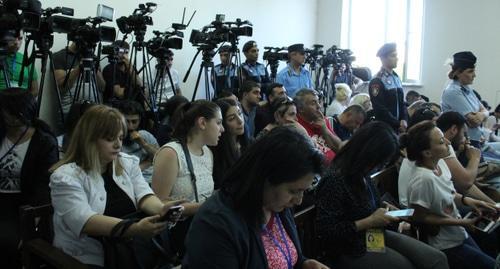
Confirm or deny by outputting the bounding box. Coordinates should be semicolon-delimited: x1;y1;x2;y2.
240;41;270;86
102;41;142;105
213;45;237;97
276;43;312;98
155;49;182;104
332;63;362;91
0;30;39;96
53;42;106;116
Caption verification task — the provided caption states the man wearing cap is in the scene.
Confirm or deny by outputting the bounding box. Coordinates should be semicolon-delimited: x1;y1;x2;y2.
240;40;270;85
213;45;237;96
369;43;407;133
0;30;39;96
276;43;313;98
102;40;143;104
442;51;489;148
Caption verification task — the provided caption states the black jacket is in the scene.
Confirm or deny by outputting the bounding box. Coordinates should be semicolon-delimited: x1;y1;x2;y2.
3;120;59;206
183;191;306;269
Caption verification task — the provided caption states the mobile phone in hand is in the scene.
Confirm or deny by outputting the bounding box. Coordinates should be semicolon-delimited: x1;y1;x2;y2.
158;205;184;222
385;209;414;217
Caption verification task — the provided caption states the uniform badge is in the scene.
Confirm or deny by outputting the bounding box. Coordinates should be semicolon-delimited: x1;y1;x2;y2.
386;79;392;85
370;83;381;97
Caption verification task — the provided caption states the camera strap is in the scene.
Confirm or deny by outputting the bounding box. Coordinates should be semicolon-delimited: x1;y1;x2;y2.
180;142;199;203
0;127;29;164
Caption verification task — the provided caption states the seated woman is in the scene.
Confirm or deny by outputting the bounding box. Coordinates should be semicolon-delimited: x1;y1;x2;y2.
315;121;449;269
50;105;181;268
0;88;59;268
152;100;224;253
184;126;329;269
403;120;496;269
256;96;306;139
210;99;249;189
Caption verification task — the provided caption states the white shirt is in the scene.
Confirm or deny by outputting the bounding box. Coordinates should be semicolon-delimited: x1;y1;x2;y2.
0;137;31;193
155;141;214;203
326;100;346;117
50;153;153;266
155;68;180;104
407;159;468;250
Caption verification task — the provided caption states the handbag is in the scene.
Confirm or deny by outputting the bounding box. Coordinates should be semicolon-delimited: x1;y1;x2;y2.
101;217;141;269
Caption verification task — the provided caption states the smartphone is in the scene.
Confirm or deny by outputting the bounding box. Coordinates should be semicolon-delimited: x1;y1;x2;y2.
385;209;414;217
464;212;495;233
158;205;184;222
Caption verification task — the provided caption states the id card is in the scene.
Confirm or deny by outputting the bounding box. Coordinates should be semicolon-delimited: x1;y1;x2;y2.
366;229;386;253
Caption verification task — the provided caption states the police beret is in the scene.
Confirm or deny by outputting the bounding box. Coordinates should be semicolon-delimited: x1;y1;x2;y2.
219;45;232;53
452;51;476;69
376;43;397;58
242;41;257;53
288;43;305;54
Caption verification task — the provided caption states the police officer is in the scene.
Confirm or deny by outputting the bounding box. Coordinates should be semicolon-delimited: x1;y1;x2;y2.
213;45;237;96
240;41;270;85
276;43;312;98
369;43;407;133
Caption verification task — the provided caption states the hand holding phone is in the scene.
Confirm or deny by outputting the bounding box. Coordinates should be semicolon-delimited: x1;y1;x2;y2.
385;209;414;218
158;205;184;223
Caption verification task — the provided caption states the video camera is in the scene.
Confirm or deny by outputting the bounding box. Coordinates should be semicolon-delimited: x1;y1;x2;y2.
305;44;324;66
116;2;156;40
0;0;42;33
147;30;183;59
189;14;252;48
320;45;355;68
263;46;288;62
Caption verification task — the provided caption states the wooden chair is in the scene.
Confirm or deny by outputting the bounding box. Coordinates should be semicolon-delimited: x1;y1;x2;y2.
370;165;400;206
19;204;89;269
294;205;318;259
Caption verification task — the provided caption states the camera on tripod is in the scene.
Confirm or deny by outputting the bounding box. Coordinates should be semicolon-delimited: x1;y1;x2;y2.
147;30;183;59
305;44;324;66
320;45;356;68
116;3;156;37
263;46;288;62
189;14;253;47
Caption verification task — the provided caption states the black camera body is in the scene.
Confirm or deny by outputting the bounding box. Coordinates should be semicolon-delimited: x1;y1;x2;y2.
116;2;156;41
263;47;288;62
320;45;355;68
0;0;42;33
189;15;252;48
147;32;183;59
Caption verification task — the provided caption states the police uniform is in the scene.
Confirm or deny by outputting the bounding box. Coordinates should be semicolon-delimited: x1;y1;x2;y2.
213;63;237;95
240;41;270;85
369;43;407;130
276;44;312;97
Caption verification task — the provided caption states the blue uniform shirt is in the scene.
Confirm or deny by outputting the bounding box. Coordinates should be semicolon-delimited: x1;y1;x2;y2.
276;64;312;97
442;80;483;141
241;61;270;84
213;63;237;95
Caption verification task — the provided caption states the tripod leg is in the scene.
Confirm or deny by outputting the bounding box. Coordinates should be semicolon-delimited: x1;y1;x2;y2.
191;64;204;102
48;52;65;124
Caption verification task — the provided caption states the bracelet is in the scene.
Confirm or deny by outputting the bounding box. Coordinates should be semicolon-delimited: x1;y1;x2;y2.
461;195;467;206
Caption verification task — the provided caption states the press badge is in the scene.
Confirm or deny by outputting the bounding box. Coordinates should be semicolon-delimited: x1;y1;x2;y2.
366;229;386;253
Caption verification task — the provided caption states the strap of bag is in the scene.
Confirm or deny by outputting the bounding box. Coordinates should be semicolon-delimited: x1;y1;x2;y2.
180;142;199;203
110;219;137;238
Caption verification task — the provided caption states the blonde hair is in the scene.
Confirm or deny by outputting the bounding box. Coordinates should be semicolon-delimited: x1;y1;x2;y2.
51;105;127;176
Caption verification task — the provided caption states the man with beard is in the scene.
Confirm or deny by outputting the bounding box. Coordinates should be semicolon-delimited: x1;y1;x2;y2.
239;80;262;139
117;100;159;183
102;41;143;105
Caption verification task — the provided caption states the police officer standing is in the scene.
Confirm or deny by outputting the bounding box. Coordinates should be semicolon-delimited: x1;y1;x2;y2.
369;43;407;133
240;41;270;86
213;45;237;97
276;43;312;98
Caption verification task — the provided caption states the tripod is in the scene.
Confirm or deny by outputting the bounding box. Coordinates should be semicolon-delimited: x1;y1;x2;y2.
151;56;177;105
316;64;333;113
267;60;280;83
184;45;217;101
24;33;65;122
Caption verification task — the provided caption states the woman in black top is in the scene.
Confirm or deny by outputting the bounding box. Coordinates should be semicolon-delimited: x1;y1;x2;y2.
0;88;59;268
315;121;449;269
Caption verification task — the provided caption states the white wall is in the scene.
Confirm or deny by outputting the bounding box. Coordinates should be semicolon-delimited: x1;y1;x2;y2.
38;0;318;128
315;0;500;107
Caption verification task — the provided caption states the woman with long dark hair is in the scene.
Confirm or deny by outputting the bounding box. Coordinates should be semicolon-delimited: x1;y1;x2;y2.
210;99;249;189
315;121;449;269
0;88;58;268
184;127;329;269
